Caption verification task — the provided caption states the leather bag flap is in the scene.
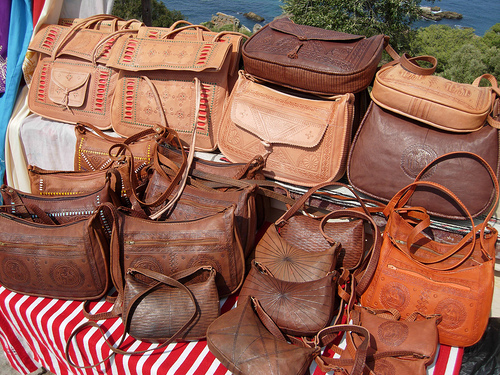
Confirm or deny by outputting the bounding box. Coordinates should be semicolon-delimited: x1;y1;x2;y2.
269;18;365;42
48;67;90;107
107;37;231;72
230;78;334;148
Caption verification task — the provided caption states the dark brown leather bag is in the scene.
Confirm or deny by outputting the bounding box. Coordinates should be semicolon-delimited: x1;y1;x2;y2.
0;205;111;300
361;154;498;347
238;261;337;337
241;17;392;95
206;296;320;375
348;102;500;219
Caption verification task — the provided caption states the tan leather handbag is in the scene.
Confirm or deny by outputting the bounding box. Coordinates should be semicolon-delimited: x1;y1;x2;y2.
218;72;355;186
360;153;499;347
371;54;500;132
107;25;245;151
27;15;141;130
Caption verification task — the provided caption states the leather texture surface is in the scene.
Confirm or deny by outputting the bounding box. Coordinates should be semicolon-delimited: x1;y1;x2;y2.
371;57;492;132
218;72;355;186
348;102;500;219
0;206;110;300
242;18;386;94
206;297;317;375
238;261;336;336
123;266;220;342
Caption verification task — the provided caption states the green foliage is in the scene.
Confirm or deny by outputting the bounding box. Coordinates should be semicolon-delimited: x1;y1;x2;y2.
112;0;184;27
281;0;431;54
412;23;500;83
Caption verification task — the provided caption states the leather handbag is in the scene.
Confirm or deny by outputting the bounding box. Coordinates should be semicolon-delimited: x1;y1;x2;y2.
370;54;500;132
206;296;320;375
238;261;337;336
0;204;112;300
241;17;392;95
123;266;220;342
350;305;441;375
347;102;500;219
218;71;355;186
27;15;141;130
360;153;499;347
107;25;245;151
0;180;119;224
109;204;245;298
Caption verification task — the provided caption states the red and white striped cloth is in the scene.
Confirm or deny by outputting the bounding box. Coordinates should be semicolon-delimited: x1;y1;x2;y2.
0;286;463;375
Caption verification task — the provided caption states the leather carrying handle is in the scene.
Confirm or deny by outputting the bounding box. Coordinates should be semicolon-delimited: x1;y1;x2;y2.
473;73;500;129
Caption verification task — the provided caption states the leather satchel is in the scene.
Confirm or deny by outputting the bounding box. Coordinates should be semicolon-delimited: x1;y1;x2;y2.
371;54;499;132
347;102;499;219
238;261;337;337
0;204;112;300
123;266;220;342
206;296;320;375
218;71;355;186
241;17;391;95
109;204;245;298
350;305;441;375
27;15;141;130
107;26;244;151
360;155;499;347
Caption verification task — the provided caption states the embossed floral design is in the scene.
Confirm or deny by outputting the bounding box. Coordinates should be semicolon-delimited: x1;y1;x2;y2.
300;154;319;170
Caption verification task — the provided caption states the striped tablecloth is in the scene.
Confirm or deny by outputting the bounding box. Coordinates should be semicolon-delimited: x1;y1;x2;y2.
0;286;463;375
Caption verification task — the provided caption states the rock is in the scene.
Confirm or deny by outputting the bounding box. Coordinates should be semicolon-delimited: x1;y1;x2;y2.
210;12;241;29
431;6;441;11
253;24;262;33
420;7;462;21
243;12;264;22
441;11;462;20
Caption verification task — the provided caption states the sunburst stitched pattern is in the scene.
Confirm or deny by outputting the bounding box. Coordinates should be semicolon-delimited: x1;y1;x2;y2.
255;225;337;282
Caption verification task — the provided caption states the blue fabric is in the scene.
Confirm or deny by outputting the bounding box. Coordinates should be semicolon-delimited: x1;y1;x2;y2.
0;0;33;184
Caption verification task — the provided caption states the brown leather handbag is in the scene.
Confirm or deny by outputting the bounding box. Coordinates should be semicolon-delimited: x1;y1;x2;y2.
241;17;391;95
0;180;119;224
27;15;141;129
107;25;245;151
347;102;499;219
350;305;441;375
109;204;245;298
123;266;220;342
206;296;320;375
218;71;355;187
0;204;112;300
371;54;500;132
238;261;337;336
360;153;499;347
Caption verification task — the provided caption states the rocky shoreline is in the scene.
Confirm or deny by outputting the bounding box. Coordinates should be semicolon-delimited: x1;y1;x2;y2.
420;6;463;21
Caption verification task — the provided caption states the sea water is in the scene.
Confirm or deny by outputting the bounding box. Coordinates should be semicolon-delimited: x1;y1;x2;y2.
161;0;499;36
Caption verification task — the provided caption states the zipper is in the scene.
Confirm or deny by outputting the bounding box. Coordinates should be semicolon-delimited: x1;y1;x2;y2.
0;241;78;249
392;238;465;261
124;238;219;246
387;264;470;291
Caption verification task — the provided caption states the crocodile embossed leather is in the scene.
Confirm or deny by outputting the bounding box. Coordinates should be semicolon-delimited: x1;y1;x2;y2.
360;157;499;347
242;17;389;95
348;102;499;219
218;72;355;186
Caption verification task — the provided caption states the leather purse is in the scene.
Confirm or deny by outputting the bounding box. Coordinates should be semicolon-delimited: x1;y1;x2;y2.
347;102;499;219
238;261;337;336
27;15;141;130
241;17;391;95
218;71;355;186
123;266;220;342
206;296;320;375
360;153;499;347
109;204;245;298
0;204;112;300
107;25;245;151
371;54;499;132
0;180;119;224
350;305;441;375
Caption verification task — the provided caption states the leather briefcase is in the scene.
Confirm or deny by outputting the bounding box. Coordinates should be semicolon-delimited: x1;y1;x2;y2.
218;71;355;186
242;17;390;95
